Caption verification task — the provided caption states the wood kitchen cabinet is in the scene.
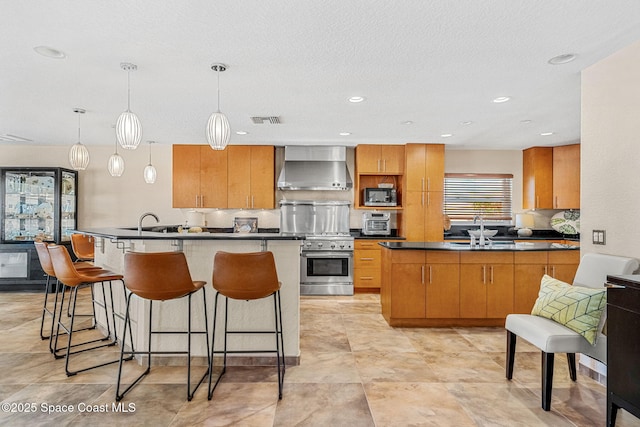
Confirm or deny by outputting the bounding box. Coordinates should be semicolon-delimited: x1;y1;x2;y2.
386;250;460;320
354;239;403;292
513;250;580;313
522;147;553;210
522;144;580;210
552;144;580;209
401;144;445;241
460;252;514;319
173;145;228;208
355;145;405;209
227;145;275;209
356;145;404;174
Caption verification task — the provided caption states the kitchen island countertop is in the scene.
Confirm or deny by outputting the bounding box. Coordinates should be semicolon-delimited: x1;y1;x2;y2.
379;241;579;251
74;227;305;241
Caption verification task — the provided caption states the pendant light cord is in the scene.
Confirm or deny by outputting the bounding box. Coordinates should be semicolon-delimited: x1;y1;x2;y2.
77;113;81;142
127;69;131;112
216;68;221;113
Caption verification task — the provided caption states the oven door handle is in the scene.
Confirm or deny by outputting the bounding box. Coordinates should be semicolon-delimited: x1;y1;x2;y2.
301;252;354;259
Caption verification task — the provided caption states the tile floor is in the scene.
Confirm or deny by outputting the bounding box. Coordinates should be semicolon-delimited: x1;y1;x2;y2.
1;290;639;426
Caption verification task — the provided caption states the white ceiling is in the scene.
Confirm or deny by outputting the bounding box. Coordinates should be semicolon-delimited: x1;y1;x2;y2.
2;1;640;150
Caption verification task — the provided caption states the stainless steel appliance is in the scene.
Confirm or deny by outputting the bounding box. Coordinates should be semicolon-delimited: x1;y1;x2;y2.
363;187;397;207
362;211;391;236
277;146;352;191
280;200;354;295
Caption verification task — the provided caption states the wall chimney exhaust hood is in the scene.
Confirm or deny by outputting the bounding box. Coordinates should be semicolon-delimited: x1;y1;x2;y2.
277;146;352;190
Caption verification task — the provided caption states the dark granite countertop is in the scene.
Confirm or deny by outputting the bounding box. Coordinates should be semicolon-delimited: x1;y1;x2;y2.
73;227;304;241
379;241;579;251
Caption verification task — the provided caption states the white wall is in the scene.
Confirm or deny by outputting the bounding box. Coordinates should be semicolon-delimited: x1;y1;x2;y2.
582;39;640;261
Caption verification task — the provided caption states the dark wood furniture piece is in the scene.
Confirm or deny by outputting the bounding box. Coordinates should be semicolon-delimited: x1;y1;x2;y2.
606;274;640;426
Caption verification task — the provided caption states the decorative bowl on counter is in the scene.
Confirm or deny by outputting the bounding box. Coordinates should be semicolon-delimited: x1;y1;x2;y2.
467;229;499;238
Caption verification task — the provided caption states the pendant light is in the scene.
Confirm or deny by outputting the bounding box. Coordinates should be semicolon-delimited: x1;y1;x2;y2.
69;108;90;170
143;141;157;184
107;132;125;177
206;63;230;150
116;62;142;149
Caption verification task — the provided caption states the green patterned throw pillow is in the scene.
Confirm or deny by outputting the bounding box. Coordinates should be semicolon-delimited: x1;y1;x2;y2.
531;275;606;345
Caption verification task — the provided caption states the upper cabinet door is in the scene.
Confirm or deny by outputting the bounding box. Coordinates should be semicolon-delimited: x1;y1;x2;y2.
356;145;382;173
522;147;553;209
379;145;405;174
172;145;202;208
200;147;228;208
405;143;444;192
356;145;404;174
227;145;252;208
249;146;275;209
552;144;580;209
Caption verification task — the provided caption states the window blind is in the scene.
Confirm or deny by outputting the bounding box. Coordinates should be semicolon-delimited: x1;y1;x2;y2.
444;173;513;221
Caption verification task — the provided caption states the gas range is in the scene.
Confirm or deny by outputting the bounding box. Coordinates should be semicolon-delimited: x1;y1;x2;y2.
302;234;354;251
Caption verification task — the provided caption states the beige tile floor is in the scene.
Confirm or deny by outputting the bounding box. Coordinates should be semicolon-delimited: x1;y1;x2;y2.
1;290;639;426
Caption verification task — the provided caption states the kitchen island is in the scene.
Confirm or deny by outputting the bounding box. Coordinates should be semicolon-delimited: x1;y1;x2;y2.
77;227;303;365
380;241;580;327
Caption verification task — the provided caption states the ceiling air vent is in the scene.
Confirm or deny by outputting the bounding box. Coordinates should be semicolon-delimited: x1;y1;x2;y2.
0;134;33;142
251;116;282;124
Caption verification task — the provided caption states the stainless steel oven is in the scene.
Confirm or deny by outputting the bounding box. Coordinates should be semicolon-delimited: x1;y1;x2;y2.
300;237;354;295
280;200;354;296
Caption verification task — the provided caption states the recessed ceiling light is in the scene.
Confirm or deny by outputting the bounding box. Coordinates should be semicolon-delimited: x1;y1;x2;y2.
33;46;66;59
402;121;414;125
520;119;532;124
493;96;511;103
339;132;351;136
548;53;577;65
235;131;248;135
440;133;453;138
461;121;473;126
348;96;365;103
541;132;554;136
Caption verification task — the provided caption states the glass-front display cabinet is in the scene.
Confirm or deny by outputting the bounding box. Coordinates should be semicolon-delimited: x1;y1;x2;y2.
0;167;78;290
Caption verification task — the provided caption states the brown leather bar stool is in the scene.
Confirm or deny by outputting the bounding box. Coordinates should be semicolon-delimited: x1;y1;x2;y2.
48;244;126;376
116;251;209;402
208;251;285;401
33;242;100;345
70;233;95;262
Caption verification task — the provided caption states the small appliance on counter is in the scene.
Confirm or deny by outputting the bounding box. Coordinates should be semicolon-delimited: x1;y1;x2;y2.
363;187;397;207
362;211;391;236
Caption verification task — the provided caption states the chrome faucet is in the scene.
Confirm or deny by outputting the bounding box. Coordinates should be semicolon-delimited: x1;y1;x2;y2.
473;215;485;247
138;212;159;234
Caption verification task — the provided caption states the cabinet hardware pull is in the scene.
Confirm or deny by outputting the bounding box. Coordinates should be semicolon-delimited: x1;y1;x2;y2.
361;257;375;261
421;265;425;285
544;265;548;275
195;195;199;207
551;265;556;277
377;159;381;172
427;177;430;191
482;265;486;284
490;266;494;284
252;195;255;208
421;178;425;192
429;265;432;284
361;277;373;280
427;192;430;207
200;195;204;207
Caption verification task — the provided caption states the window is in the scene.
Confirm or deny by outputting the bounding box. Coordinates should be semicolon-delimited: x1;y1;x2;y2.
444;173;513;221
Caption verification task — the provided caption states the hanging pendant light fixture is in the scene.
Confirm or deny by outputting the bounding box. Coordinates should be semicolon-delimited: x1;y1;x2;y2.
143;141;157;184
116;62;142;149
206;63;230;150
69;108;90;170
107;131;125;177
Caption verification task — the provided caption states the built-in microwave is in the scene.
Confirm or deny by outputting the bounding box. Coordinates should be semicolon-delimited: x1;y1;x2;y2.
363;187;397;207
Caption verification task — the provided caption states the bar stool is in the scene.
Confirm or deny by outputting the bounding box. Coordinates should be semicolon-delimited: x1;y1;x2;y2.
33;242;100;344
48;244;125;376
70;233;95;262
116;251;209;402
208;251;285;401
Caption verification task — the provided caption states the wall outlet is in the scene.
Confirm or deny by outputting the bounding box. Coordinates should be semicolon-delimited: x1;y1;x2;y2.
592;229;606;245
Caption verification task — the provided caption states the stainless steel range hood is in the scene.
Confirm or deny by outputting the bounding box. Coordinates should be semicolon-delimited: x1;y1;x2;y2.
277;146;352;190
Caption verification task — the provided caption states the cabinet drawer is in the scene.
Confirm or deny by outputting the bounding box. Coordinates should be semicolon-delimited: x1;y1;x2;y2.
514;251;548;264
460;252;514;264
355;240;382;250
391;250;426;264
355;268;381;287
548;251;580;264
426;250;459;264
355;249;381;268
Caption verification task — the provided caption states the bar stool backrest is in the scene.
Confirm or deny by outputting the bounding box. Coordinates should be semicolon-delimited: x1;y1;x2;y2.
34;241;55;277
124;251;198;301
213;251;280;300
71;234;95;261
48;244;85;287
